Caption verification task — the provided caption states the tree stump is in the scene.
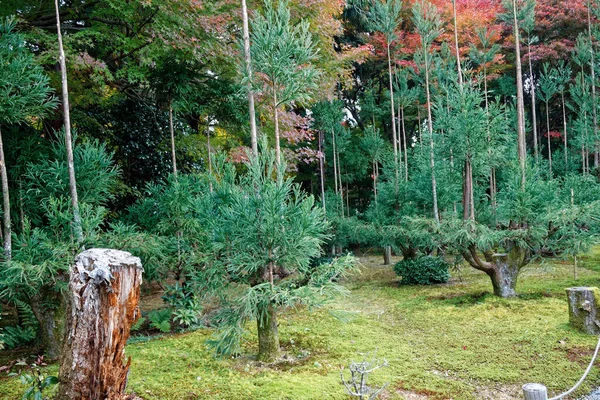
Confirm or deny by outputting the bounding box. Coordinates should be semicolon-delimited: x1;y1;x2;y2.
58;248;143;400
522;383;548;400
566;287;600;335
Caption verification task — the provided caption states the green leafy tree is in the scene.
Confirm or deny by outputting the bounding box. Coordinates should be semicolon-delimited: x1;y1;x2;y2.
193;149;355;362
0;17;56;260
366;0;403;188
250;0;320;166
538;62;558;175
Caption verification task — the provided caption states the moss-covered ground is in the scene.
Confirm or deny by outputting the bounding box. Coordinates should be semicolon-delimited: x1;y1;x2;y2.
1;253;600;399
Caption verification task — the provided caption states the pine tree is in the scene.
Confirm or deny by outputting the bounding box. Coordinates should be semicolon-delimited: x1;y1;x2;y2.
250;0;320;167
0;17;56;260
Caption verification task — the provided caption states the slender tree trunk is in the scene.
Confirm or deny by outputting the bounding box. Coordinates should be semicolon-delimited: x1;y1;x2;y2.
332;128;338;196
18;180;25;233
0;127;11;260
587;0;598;168
401;106;409;181
337;148;344;215
387;44;399;193
318;130;326;211
273;90;281;167
424;47;440;222
452;0;463;85
513;0;527;188
546;100;552;175
55;0;83;244
462;157;474;221
169;98;177;177
383;246;392;265
241;0;258;154
257;304;279;362
528;42;539;164
562;91;568;170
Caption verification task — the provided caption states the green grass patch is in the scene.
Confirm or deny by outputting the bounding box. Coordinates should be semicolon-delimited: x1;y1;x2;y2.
1;254;600;399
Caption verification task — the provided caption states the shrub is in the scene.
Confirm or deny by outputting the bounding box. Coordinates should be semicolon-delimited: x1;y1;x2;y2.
393;256;450;285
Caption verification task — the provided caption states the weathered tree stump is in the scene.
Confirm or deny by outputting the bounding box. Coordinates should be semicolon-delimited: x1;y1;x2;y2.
566;287;600;334
58;248;143;400
522;383;548;400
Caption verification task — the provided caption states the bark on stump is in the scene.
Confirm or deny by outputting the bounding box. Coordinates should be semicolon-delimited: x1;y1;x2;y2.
58;248;143;400
522;383;548;400
566;287;600;334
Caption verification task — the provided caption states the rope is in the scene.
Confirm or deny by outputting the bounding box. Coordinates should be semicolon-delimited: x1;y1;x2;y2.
548;334;600;400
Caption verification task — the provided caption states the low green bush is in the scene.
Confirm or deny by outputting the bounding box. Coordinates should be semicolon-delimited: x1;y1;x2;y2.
393;256;450;285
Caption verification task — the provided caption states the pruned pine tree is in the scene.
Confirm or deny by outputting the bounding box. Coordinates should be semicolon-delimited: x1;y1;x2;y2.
412;0;443;222
195;148;356;362
360;126;388;205
572;35;594;174
55;0;83;244
250;0;320;168
366;0;403;192
0;17;56;260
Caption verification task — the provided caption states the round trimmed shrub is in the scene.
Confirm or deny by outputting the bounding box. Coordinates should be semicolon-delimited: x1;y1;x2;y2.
393;256;450;285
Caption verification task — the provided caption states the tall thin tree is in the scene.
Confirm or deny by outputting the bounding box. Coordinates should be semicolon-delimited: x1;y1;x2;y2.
241;0;258;154
413;0;443;222
55;0;83;243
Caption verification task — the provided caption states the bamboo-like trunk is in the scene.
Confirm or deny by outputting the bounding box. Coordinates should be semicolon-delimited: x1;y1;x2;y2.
562;91;568;170
401;106;409;181
337;148;344;215
387;44;399;193
273;90;281;168
587;0;598;168
546;101;552;175
0;127;11;259
513;0;527;188
318;130;326;211
424;46;439;222
528;42;538;163
169;98;177;177
241;0;258;154
452;0;463;85
55;0;83;244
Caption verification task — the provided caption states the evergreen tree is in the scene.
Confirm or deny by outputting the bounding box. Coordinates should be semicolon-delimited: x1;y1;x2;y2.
0;17;56;260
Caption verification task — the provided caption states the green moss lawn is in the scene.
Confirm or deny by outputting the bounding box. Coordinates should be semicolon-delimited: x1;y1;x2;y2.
2;252;600;399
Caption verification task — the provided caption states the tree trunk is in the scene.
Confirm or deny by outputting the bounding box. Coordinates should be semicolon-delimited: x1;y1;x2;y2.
401;106;408;181
241;0;258;154
257;303;279;362
489;255;520;298
513;0;527;188
424;46;439;222
562;91;568;171
30;286;65;359
383;246;392;265
452;0;463;85
332;128;338;196
0;126;11;259
464;246;528;298
387;43;399;194
318;130;326;211
55;0;83;244
587;1;598;168
566;286;600;335
528;42;539;164
401;246;417;260
273;90;281;168
58;249;143;399
169;98;177;177
462;158;474;221
546;101;552;175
